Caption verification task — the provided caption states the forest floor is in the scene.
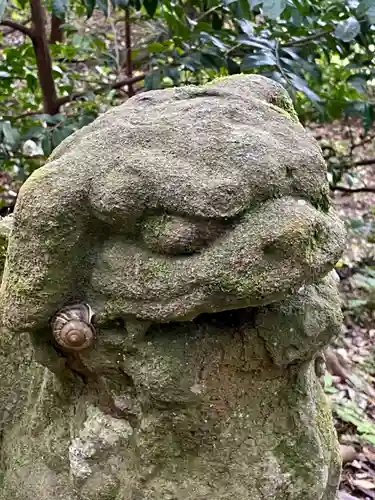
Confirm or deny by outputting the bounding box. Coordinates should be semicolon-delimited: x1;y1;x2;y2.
309;120;375;499
329;185;375;500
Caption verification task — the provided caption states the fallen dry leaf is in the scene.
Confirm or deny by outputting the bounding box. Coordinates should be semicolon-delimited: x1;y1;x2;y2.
351;479;375;489
339;492;361;500
341;444;358;464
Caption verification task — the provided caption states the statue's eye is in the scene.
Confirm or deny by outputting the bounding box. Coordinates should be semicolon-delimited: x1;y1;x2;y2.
140;215;227;255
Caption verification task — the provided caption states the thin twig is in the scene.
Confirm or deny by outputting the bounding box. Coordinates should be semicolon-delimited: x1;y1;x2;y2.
346;118;355;160
124;7;134;97
275;41;289;86
0;19;34;38
352;157;375;167
329;155;375;170
56;73;145;106
7;73;146;120
284;29;333;48
196;5;220;22
330;185;375;193
350;134;375;153
107;0;120;72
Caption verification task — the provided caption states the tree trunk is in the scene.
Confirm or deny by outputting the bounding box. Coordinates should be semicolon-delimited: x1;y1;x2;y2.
50;13;64;44
124;8;134;97
30;0;60;115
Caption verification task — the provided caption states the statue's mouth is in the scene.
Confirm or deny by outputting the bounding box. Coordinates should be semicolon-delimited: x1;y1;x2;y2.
88;197;344;326
96;306;258;338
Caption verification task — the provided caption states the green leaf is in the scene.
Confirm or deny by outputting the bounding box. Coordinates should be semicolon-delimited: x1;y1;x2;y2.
33;114;64;124
52;65;64;75
238;19;254;37
237;36;275;49
52;126;74;148
239;0;251;19
211;12;223;30
241;52;277;70
362;434;375;445
83;0;96;17
165;66;180;84
78;114;96;127
21;126;46;141
262;0;286;19
96;0;108;14
227;57;241;74
357;0;375;23
290;74;323;102
363;103;375;133
147;42;167;53
347;298;368;309
324;373;333;390
347;102;375;133
41;131;53;157
163;9;190;38
181;53;202;72
51;0;67;18
13;0;27;8
334;17;361;42
0;0;7;21
1;122;20;148
144;70;162;90
368;6;375;22
26;73;38;93
353;273;375;290
344;100;366;117
114;0;129;8
200;32;226;50
142;0;158;17
334;402;375;446
347;74;368;94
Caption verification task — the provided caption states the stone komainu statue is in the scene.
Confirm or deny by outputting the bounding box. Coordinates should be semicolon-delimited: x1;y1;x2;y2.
0;75;345;500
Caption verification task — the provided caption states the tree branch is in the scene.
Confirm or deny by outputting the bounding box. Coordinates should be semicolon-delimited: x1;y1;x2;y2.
332;156;375;169
55;73;145;106
30;0;59;115
6;73;146;121
284;28;333;48
352;156;375;167
0;19;34;39
50;13;64;44
350;134;375;153
330;185;375;193
124;7;134;97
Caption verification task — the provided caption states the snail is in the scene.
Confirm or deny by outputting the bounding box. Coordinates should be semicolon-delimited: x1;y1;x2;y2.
52;303;95;352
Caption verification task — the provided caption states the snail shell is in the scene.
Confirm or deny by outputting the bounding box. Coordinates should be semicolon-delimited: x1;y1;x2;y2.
52;303;95;352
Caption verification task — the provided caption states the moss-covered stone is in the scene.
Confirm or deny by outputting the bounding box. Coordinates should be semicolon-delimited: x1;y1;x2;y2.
0;75;345;332
0;75;345;499
0;214;12;280
0;236;6;279
0;296;343;499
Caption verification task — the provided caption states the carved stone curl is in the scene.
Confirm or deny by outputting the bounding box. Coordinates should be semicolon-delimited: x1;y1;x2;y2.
0;74;345;500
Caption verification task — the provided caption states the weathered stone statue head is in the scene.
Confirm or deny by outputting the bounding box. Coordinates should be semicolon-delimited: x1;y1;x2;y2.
0;75;345;500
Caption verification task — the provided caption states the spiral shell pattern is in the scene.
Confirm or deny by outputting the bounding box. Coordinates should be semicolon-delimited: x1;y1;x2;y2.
52;303;95;352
